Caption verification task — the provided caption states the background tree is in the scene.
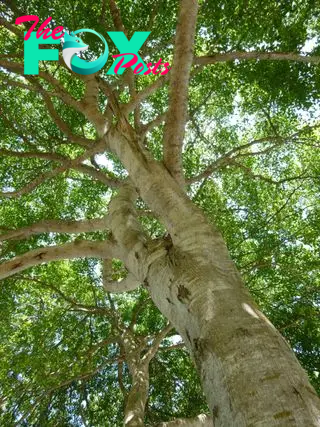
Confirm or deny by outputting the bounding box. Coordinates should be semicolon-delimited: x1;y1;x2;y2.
0;266;209;426
0;0;320;426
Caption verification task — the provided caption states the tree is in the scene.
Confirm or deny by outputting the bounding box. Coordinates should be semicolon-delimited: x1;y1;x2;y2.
0;0;320;425
0;265;209;426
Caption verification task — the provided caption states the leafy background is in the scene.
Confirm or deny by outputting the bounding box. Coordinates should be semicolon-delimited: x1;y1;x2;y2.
0;0;319;425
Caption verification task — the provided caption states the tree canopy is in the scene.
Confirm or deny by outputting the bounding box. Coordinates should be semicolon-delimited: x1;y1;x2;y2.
0;0;319;425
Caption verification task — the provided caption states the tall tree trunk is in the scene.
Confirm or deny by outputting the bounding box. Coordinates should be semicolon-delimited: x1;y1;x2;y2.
108;129;320;426
147;246;320;426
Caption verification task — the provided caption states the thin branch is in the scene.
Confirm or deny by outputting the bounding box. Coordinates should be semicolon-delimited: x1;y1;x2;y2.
122;75;170;115
100;0;107;28
188;135;282;182
0;16;24;39
158;343;186;352
129;297;151;331
118;359;127;397
141;113;166;138
187;123;320;184
228;160;316;185
264;185;303;226
0;148;67;163
0;77;56;97
0;148;120;188
34;84;93;147
143;323;173;363
0;140;116;198
195;51;320;66
146;2;163;31
15;358;121;425
0;106;50;147
0;163;71;198
0;59;82;112
122;66;204;118
21;276;114;316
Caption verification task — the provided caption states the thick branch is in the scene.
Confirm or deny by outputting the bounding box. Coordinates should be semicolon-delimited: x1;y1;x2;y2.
82;75;108;135
156;414;213;427
0;240;115;281
109;183;150;281
163;0;199;185
102;259;140;293
0;217;109;242
76;164;120;187
109;0;126;33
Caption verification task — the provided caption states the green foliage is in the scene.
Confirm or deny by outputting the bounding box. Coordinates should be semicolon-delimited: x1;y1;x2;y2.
0;0;320;424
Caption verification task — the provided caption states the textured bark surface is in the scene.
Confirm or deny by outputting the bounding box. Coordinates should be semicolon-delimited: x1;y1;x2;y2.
0;120;319;426
123;332;150;427
1;1;320;425
156;414;213;426
147;250;320;426
121;325;174;426
106;130;320;426
163;0;198;185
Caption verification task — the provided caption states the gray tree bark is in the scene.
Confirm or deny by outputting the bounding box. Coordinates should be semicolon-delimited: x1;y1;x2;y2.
106;129;320;427
1;1;320;422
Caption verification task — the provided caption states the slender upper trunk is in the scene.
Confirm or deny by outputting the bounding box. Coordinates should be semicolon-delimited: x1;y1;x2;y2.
107;128;320;426
122;332;150;427
124;363;149;427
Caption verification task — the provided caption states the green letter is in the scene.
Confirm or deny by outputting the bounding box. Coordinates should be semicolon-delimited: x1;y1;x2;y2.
24;32;60;75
